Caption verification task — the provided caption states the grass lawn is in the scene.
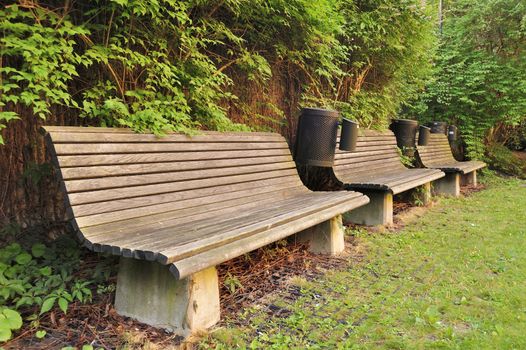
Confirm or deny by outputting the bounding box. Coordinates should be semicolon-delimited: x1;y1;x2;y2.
200;175;526;349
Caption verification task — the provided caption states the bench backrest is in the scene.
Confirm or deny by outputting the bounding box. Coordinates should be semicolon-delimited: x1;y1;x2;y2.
44;127;306;231
416;133;456;167
333;129;406;180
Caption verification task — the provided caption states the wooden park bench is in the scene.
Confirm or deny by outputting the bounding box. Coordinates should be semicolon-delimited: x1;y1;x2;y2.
416;132;486;196
299;130;445;226
43;126;369;336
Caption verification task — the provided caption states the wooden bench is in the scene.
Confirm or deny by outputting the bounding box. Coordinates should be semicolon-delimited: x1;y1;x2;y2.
43;126;369;335
299;130;444;225
416;132;486;196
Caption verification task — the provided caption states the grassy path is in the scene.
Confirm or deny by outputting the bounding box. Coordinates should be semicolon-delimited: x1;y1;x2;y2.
201;177;526;349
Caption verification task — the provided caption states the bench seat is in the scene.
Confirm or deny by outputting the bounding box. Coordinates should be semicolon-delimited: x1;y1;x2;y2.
44;126;369;335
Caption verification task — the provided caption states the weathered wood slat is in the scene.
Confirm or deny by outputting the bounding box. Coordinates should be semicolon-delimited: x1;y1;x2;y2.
45;126;277;136
57;149;293;167
49;131;285;143
61;155;293;180
54;142;287;155
65;162;296;192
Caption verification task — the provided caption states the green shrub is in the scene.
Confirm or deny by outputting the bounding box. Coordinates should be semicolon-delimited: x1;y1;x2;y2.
485;143;526;178
0;236;116;342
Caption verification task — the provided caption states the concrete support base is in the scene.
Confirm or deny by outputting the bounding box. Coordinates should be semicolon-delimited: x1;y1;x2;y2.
114;258;220;336
410;182;432;206
343;190;393;226
461;171;477;186
433;172;460;197
296;215;345;255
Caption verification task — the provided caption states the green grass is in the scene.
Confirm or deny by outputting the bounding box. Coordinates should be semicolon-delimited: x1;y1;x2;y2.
201;176;526;349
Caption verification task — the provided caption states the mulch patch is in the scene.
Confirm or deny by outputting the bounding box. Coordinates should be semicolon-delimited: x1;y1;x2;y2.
461;183;486;196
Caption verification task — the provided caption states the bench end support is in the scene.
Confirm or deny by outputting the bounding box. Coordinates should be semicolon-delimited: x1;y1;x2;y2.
461;170;477;186
296;215;345;255
343;190;393;226
115;258;220;336
433;172;460;197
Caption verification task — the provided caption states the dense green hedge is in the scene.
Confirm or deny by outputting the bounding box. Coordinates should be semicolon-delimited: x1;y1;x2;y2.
407;0;526;159
0;0;436;144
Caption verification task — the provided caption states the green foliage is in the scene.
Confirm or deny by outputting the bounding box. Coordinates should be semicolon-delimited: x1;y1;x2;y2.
1;0;437;142
0;236;116;342
408;0;526;158
485;143;526;178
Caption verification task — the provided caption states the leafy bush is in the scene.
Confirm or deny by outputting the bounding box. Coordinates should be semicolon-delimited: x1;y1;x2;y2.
0;236;116;342
485;143;526;178
0;0;437;144
408;0;526;158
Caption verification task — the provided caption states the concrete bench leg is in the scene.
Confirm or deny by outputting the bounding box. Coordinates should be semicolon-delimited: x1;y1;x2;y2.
433;172;460;197
296;215;345;255
410;182;432;206
461;171;477;186
114;258;220;336
343;190;393;226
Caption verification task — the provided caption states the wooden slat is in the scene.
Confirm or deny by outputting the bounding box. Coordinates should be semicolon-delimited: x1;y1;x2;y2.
64;162;296;192
54;142;287;155
49;131;285;143
61;155;292;180
57;149;293;167
45;126;277;137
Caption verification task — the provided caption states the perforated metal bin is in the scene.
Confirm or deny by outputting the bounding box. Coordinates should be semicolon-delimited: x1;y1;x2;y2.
294;108;339;167
428;121;448;134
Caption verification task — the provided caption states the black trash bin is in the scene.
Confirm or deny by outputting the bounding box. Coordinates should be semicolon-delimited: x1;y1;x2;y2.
390;119;418;157
418;125;431;146
294;107;340;167
427;121;448;134
339;118;359;152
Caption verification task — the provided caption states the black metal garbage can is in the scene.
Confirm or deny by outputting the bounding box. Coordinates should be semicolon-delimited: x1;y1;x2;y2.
389;119;418;157
427;121;448;134
418;125;431;146
294;108;340;167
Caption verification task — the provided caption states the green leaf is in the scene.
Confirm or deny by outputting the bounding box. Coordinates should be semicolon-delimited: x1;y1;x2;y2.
35;330;46;339
1;309;22;330
82;345;94;350
39;266;52;276
40;297;56;315
31;244;46;258
58;298;68;314
15;252;32;265
0;327;12;342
